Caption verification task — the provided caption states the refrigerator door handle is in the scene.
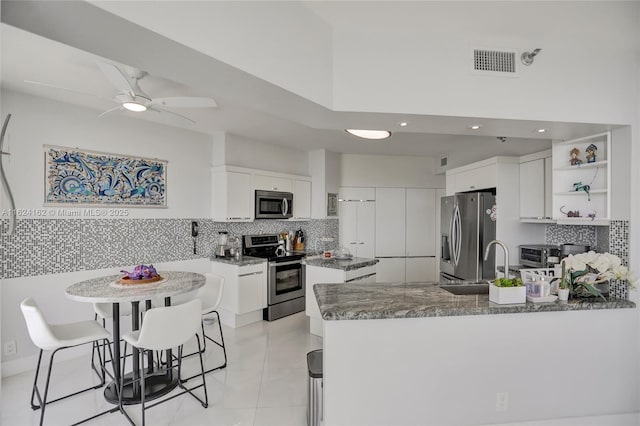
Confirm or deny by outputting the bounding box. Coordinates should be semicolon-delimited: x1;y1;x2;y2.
453;205;462;267
449;207;456;266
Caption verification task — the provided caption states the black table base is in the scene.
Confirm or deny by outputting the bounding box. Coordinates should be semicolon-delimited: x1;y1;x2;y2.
104;371;179;405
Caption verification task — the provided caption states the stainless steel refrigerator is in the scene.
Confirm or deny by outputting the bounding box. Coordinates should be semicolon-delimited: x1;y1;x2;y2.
440;192;496;282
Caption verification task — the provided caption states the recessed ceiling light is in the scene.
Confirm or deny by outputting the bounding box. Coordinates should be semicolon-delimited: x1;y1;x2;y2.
470;125;482;130
399;122;408;127
345;129;392;140
122;102;147;112
537;128;547;133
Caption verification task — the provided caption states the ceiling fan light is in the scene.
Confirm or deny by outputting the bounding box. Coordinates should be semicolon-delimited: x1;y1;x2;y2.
345;129;391;140
123;102;147;112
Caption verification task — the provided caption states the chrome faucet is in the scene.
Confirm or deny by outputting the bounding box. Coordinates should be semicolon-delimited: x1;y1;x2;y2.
484;240;509;278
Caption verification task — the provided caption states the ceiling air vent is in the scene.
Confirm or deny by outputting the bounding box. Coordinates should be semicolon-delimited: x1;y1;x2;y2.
440;157;448;167
473;49;518;76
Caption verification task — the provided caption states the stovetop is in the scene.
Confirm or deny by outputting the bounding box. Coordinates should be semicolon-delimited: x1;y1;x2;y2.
242;234;305;262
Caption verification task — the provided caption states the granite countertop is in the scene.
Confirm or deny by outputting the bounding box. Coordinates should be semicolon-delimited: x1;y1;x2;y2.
210;256;267;266
304;257;379;271
314;281;636;321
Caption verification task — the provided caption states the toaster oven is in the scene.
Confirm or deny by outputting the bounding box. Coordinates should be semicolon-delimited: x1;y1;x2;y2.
519;244;560;268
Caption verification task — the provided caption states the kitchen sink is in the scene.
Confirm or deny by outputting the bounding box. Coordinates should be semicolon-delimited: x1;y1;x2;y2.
439;283;489;295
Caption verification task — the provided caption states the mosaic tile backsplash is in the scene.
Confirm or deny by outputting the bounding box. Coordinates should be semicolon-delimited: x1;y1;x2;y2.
545;221;630;299
0;218;338;279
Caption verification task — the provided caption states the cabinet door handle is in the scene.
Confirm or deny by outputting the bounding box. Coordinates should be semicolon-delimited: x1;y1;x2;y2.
470;185;476;189
358;242;364;245
349;242;357;244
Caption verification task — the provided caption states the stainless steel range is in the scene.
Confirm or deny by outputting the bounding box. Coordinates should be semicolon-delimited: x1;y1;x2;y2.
242;234;305;321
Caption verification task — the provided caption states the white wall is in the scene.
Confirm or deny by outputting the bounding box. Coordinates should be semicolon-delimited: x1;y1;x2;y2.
92;1;334;108
309;149;341;218
0;89;212;218
0;89;214;374
223;133;309;177
330;2;639;125
340;154;445;188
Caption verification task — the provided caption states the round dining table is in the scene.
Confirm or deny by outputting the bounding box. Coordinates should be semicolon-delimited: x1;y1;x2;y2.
65;271;205;405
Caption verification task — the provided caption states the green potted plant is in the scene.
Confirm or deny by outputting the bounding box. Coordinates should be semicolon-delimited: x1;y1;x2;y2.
557;262;570;301
489;277;526;304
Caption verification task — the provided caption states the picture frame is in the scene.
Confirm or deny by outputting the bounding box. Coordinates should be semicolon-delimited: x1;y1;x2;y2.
44;145;168;208
327;192;338;216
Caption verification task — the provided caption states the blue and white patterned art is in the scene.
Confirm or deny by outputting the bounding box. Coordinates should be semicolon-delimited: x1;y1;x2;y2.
45;146;167;207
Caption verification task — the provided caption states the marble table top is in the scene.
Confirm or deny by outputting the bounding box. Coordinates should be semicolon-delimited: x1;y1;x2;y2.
66;271;205;303
303;257;379;271
314;281;636;321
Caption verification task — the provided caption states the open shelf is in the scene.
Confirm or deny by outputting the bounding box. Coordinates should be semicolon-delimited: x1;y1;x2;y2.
556;218;610;226
553;160;608;171
553;189;607;196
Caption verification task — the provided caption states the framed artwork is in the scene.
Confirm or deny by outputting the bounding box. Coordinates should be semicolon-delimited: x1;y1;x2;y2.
327;192;338;216
44;145;167;207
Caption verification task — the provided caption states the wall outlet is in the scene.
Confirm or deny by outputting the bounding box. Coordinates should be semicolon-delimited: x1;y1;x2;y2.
4;340;17;356
496;392;509;411
320;237;334;242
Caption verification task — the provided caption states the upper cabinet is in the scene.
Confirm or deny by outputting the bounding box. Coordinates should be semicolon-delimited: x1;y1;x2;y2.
253;174;293;193
292;179;312;220
448;163;497;195
339;187;375;258
212;166;311;222
519;150;553;223
552;132;611;225
375;188;406;257
212;169;253;222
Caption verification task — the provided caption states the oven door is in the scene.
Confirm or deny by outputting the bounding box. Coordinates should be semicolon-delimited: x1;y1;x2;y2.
268;260;304;304
255;190;293;219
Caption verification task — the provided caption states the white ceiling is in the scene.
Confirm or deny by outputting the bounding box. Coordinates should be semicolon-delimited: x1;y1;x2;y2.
0;5;619;164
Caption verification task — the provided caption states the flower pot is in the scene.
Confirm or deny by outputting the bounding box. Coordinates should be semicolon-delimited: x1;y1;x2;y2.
557;288;570;301
489;284;526;304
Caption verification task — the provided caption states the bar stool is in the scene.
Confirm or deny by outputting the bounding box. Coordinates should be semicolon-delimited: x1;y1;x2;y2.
20;297;116;426
169;273;227;379
119;299;208;426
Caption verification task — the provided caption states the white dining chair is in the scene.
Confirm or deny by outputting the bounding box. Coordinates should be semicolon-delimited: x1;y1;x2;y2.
119;299;208;426
20;297;116;426
170;273;227;379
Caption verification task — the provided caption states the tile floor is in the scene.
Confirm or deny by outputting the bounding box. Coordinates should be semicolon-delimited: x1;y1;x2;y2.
1;312;322;426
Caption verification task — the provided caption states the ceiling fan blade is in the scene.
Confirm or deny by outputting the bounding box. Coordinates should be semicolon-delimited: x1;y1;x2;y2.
98;105;123;118
96;61;135;95
148;106;196;125
149;97;217;109
23;80;107;100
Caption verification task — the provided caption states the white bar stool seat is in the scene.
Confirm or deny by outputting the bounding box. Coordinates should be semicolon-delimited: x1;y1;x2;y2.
20;297;115;426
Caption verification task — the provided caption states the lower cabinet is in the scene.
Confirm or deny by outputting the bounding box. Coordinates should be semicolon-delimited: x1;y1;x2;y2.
376;257;436;283
305;263;377;337
213;261;268;328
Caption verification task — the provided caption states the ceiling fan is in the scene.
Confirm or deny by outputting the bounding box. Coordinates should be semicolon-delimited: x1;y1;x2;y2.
25;61;217;125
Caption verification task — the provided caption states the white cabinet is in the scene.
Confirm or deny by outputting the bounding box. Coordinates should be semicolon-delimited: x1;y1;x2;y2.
375;187;437;283
339;187;375;258
292;179;312;219
406;257;436;282
213;261;267;328
376;258;406;282
519;158;545;219
305;263;377;336
375;188;406;256
254;174;292;192
212;170;253;221
519;152;553;221
552;132;611;225
406;188;436;256
451;163;497;194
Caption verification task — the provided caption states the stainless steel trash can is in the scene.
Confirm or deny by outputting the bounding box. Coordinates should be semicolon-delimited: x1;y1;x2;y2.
307;349;323;426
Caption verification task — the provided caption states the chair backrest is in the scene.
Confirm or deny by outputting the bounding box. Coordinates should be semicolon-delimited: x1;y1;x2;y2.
199;273;225;313
20;298;59;351
135;299;201;351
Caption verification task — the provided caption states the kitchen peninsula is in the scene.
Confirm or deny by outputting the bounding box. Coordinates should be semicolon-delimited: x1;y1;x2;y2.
315;282;637;425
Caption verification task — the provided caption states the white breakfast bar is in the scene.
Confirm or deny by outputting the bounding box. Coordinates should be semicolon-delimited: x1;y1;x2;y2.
314;281;637;425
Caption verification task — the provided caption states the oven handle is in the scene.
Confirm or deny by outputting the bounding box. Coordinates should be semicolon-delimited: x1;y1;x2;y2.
239;271;264;277
269;260;302;268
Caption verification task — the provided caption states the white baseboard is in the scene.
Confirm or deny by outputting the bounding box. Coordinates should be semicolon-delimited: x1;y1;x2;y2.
487;412;640;426
2;345;89;378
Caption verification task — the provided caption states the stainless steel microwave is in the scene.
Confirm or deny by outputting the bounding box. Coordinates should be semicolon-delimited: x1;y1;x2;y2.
255;190;293;219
